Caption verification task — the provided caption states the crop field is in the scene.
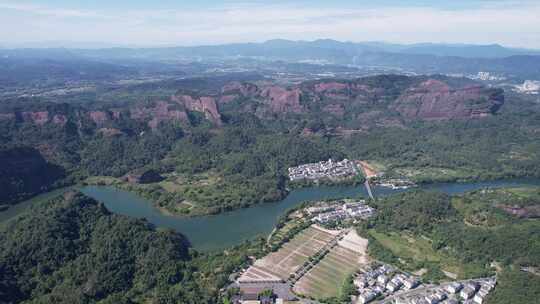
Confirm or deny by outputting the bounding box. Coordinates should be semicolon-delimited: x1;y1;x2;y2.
293;245;364;299
242;226;336;281
393;166;478;183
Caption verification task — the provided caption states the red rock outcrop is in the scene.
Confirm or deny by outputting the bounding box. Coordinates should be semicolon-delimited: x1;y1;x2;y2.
302;80;388;104
218;94;238;104
131;101;189;130
111;110;122;119
314;81;348;93
52;114;68;126
172;95;222;125
260;86;303;113
21;111;49;125
89;111;109;125
222;82;260;97
393;80;504;120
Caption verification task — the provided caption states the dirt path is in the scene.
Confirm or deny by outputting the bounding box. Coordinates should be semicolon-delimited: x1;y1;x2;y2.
358;161;378;179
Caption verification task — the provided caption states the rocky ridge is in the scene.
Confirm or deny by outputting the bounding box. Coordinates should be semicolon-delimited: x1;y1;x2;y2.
0;75;505;133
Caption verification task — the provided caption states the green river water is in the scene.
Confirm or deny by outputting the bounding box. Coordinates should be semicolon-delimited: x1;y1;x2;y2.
2;179;540;251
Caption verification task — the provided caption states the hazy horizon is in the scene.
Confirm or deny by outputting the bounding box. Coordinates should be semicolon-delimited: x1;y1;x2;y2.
0;0;539;49
2;38;540;51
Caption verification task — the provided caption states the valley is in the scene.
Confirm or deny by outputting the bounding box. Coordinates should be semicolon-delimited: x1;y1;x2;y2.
1;35;540;304
2;71;540;217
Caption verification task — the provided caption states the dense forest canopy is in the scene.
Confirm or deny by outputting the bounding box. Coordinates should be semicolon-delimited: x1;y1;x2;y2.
0;192;266;304
0;192;200;303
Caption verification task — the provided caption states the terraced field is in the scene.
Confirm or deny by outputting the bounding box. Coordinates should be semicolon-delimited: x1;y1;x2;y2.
239;226;337;282
293;245;364;299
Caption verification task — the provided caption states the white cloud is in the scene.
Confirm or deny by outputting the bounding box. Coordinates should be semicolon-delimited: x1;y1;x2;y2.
0;1;107;18
0;0;539;48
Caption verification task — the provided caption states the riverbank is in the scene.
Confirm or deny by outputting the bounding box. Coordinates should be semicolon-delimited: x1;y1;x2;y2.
82;174;367;218
0;186;76;223
3;178;540;251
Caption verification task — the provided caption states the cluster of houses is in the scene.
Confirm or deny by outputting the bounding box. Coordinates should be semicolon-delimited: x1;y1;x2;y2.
288;158;359;182
353;263;497;304
393;278;496;304
354;264;421;304
306;200;375;224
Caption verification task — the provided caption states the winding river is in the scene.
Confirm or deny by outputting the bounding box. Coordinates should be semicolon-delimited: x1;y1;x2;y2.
81;178;540;251
2;178;540;251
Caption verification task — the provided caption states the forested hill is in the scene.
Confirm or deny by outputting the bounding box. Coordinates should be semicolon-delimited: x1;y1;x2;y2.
0;192;207;304
0;147;65;208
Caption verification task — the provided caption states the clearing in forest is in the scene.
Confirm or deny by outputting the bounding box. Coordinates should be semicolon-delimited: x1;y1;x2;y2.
358;161;379;179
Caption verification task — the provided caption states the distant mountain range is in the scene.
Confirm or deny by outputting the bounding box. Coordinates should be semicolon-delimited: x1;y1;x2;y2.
1;39;539;79
2;39;539;58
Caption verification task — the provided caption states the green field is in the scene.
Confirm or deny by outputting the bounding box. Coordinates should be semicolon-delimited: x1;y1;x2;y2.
269;219;301;246
392;166;482;183
368;230;485;279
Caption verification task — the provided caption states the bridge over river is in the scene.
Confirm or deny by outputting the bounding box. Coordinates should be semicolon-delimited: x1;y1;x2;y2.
364;180;375;200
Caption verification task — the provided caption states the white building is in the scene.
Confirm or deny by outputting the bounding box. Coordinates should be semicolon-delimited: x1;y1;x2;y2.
354;278;367;289
403;277;420;289
446;282;463;294
434;291;447;302
386;282;400;293
377;275;389;285
460;287;476;300
358;291;377;304
424;295;439;304
473;294;485;304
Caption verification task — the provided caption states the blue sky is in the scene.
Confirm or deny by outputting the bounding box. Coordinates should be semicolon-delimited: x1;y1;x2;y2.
0;0;539;48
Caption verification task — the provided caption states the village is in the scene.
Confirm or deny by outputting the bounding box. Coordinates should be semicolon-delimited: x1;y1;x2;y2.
288;159;416;191
288;158;360;182
354;264;496;304
306;199;375;224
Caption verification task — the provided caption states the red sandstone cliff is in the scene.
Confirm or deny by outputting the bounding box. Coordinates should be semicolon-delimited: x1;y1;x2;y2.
259;86;303;113
172;95;222;125
393;80;504;120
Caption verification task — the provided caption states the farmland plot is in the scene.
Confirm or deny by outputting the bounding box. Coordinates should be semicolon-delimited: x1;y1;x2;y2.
241;226;336;281
293;230;369;299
